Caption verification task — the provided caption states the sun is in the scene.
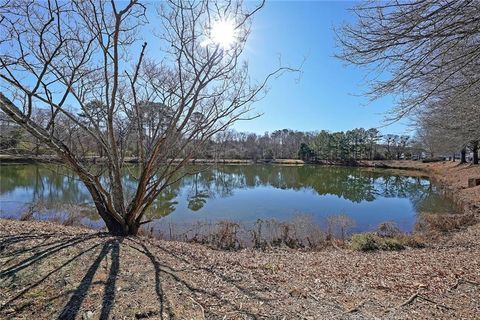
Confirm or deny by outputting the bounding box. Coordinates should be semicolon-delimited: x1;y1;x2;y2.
203;18;238;50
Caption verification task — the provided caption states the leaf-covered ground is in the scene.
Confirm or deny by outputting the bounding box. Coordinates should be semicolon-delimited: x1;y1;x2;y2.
1;219;479;319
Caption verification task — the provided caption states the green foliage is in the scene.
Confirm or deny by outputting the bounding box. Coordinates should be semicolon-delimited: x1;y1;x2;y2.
264;149;274;160
297;143;314;161
350;233;379;251
380;238;405;250
350;232;410;251
307;127;402;162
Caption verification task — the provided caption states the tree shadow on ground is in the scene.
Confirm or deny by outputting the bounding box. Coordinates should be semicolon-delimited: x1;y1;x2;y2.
1;230;184;319
1;229;276;319
126;238;274;319
0;231;121;319
58;239;120;320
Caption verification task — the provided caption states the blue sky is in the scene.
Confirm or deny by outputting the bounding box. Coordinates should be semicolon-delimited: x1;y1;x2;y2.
1;1;412;136
232;1;412;135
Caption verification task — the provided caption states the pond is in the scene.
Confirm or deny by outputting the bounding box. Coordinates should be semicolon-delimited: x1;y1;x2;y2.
0;164;455;235
0;164;454;236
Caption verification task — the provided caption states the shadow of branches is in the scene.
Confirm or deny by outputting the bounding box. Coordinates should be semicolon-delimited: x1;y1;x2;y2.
1;227;285;319
0;230;121;319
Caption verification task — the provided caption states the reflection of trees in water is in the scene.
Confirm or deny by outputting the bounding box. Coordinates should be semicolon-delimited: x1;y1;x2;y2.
412;190;454;214
144;187;178;219
200;165;435;203
179;169;248;213
0;164;92;205
186;173;210;211
0;164;451;220
173;165;451;214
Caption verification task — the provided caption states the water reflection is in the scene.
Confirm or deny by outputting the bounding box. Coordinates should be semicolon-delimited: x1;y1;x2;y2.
0;164;455;232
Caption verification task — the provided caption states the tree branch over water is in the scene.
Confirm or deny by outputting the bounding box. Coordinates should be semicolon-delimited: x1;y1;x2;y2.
0;0;298;235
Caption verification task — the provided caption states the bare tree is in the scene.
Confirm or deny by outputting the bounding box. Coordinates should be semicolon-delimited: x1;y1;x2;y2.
336;0;480;121
0;0;294;235
416;88;480;163
336;0;479;164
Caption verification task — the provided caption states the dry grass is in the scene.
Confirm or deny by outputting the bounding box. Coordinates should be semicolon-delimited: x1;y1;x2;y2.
416;213;477;233
189;159;252;164
144;215;328;250
271;159;305;165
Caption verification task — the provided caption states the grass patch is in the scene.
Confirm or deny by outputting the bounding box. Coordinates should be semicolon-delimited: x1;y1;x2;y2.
380;237;405;251
350;233;380;251
350;222;425;251
350;233;408;251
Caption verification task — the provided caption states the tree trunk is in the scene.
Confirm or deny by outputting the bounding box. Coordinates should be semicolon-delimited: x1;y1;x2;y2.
461;148;466;163
95;205;140;236
104;219;139;236
473;142;479;165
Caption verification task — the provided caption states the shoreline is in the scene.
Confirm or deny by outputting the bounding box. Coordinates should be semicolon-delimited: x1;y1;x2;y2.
0;154;449;166
2;157;477;215
360;161;480;218
1;215;479;318
0;153;475;167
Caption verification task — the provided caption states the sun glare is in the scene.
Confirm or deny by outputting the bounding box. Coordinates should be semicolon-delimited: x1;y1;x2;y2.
203;18;237;50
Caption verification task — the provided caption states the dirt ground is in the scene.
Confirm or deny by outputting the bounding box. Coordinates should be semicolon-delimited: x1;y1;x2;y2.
1;219;479;320
1;161;479;319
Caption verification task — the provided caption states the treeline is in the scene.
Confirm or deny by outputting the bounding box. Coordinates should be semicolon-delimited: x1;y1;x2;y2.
299;129;412;161
2;112;477;163
201;128;417;162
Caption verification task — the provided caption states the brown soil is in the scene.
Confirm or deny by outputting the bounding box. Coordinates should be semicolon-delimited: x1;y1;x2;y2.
1;161;479;319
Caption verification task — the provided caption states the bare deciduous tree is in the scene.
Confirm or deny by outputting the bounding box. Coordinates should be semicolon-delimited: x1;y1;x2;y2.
416;87;480;163
0;0;294;235
336;0;480;120
336;0;479;163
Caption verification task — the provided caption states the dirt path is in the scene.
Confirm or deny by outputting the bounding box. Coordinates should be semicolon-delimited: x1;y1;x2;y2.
1;219;479;319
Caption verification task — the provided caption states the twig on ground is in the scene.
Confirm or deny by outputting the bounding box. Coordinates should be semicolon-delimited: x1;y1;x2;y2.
397;291;454;310
189;296;205;320
450;278;480;290
398;292;419;307
309;293;320;302
419;295;455;310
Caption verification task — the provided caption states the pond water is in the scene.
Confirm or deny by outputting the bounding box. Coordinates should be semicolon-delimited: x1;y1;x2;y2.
0;164;455;234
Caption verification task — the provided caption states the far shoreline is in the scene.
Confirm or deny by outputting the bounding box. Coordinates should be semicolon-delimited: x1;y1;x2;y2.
0;153;459;167
2;156;478;215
